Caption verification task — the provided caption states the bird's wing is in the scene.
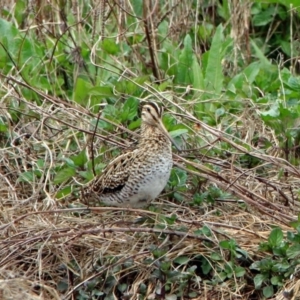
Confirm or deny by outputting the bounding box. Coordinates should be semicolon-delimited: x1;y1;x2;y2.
89;150;138;194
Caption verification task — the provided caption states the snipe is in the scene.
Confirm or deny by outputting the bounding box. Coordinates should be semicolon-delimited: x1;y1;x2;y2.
83;101;174;207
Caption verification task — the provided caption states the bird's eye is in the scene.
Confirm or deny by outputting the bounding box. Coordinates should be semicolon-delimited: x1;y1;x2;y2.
147;108;151;112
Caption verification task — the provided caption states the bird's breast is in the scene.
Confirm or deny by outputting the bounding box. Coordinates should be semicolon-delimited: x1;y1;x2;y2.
134;154;173;201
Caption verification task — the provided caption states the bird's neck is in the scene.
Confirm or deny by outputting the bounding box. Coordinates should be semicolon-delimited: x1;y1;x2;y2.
140;123;171;147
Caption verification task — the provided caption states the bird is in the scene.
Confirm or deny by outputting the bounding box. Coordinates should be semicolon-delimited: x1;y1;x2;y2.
83;101;174;208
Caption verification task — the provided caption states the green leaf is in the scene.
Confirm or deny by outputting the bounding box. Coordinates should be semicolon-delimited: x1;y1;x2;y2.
198;23;214;40
128;119;141;130
270;275;281;285
268;227;283;248
101;39;120;55
73;78;92;105
287;76;300;91
169;168;187;187
169;128;188;138
176;34;194;84
131;0;143;18
117;283;127;293
89;86;114;97
192;56;204;90
0;18;43;71
235;266;246;277
56;186;72;199
219;239;236;250
228;61;261;93
121;97;139;121
252;7;275;26
174;256;190;265
57;280;68;292
18;171;35;183
204;24;224;94
53;167;76;184
260;104;280;118
263;285;274;298
215;107;225;118
63;158;76;168
70;150;88;167
251;39;272;66
0;18;19;52
253;274;267;289
200;257;212;275
0;120;8;132
286;244;300;259
210;252;222;261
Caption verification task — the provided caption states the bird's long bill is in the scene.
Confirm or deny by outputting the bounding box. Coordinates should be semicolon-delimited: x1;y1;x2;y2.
158;119;181;151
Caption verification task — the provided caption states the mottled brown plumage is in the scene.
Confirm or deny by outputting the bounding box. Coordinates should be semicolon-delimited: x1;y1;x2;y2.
83;101;173;207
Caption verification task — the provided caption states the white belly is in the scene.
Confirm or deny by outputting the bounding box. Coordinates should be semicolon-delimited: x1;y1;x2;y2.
128;159;172;207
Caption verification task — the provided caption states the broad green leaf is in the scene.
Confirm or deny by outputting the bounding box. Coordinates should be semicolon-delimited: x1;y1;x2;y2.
0;18;19;52
128;119;141;130
263;285;274;298
268;227;283;248
174;256;190;265
198;23;214;40
251;39;272;66
169;128;188;138
89;86;113;97
286;244;300;259
210;252;222;261
272;262;290;272
287;76;300;91
0;18;42;69
228;62;261;92
121;97;139;121
131;0;143;18
70;151;88;167
169;168;187;187
63;158;76;168
14;1;27;25
78;170;93;181
117;283;127;293
204;24;224;94
53;167;76;184
0;121;8;132
57;280;68;292
101;39;120;55
200;257;212;274
192;56;204;90
235;266;246;277
271;276;281;285
176;34;193;84
252;7;275;26
18;171;35;183
215;107;225;118
218;0;230;19
244;62;261;83
219;239;236;250
115;79;139;95
201;225;212;236
56;186;72;199
260;104;280;118
253;274;267;289
73;78;92;105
